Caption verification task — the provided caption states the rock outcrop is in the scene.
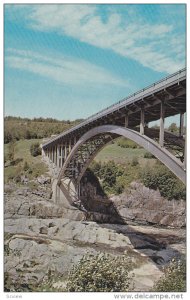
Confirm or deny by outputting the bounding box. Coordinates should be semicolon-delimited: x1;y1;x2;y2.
111;182;186;228
4;181;186;292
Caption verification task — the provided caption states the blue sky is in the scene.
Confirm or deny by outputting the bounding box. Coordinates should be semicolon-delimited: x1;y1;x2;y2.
4;4;186;122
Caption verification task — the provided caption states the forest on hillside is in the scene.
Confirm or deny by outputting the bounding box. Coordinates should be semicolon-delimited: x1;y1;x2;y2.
4;116;181;144
4;116;84;143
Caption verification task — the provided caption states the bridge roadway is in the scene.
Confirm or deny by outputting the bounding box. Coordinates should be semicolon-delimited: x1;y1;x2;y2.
42;68;186;203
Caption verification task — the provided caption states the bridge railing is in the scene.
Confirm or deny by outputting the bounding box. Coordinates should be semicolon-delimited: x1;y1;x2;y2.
87;68;186;119
43;68;186;147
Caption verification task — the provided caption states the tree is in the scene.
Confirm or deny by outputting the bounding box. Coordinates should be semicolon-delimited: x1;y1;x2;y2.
168;123;178;133
30;143;41;157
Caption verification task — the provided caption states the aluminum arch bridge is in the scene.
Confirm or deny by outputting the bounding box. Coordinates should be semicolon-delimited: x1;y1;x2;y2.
42;68;186;203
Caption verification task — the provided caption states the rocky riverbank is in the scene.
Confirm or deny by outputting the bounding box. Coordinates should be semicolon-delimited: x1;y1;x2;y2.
111;182;186;228
4;179;186;292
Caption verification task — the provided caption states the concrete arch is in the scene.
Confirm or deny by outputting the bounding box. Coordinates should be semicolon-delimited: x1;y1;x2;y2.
57;125;186;185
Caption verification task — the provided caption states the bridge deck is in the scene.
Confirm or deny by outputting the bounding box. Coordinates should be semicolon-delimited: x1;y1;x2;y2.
43;68;186;148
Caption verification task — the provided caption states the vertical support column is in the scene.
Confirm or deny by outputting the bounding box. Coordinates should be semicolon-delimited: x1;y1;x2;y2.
52;147;54;163
57;145;59;167
74;136;77;145
49;148;51;161
62;145;65;166
59;146;61;168
65;142;67;160
60;145;63;167
183;134;186;170
54;146;57;166
140;107;145;135
52;146;54;163
179;112;184;137
69;139;72;153
50;147;53;162
159;101;165;147
125;112;129;128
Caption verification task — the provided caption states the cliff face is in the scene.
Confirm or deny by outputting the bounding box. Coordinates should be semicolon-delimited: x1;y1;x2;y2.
110;182;186;228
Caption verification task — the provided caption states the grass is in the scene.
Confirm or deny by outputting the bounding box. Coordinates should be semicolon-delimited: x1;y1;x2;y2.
95;143;156;167
4;139;156;183
4;139;48;183
5;139;42;163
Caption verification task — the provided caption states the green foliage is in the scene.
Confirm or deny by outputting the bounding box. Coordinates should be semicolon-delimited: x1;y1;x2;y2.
4;139;48;183
90;160;141;195
90;161;101;177
65;252;134;292
167;123;179;134
143;151;155;159
4;116;82;144
153;257;186;292
4;253;134;292
91;161;125;194
23;161;29;171
30;143;41;157
7;140;16;161
117;137;141;149
141;163;186;200
131;157;139;166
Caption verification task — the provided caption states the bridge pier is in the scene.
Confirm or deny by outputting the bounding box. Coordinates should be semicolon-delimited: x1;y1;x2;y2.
69;139;72;153
159;101;165;147
140;107;145;135
56;145;59;167
65;142;68;160
184;135;186;171
124;112;129;128
179;112;184;137
42;69;186;197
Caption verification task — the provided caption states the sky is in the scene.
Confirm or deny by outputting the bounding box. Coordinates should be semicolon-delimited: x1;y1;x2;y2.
4;4;186;122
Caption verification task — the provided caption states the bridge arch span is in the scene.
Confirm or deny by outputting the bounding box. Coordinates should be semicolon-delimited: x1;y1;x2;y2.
57;125;185;186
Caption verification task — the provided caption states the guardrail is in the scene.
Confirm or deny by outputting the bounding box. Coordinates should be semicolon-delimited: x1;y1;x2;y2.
43;68;186;147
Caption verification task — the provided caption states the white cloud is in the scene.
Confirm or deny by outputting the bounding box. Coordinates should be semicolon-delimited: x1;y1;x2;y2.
6;48;128;87
25;5;185;73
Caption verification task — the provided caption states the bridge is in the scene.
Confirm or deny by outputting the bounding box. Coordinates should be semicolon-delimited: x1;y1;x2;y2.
42;68;186;204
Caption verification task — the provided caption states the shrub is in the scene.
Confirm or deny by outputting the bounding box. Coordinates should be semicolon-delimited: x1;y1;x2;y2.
117;137;139;149
114;180;125;194
7;140;16;161
90;161;101;177
153;257;186;292
65;252;134;292
30;143;41;157
14;175;21;183
98;161;125;194
90;160;141;195
144;152;155;159
141;164;186;200
131;157;139;166
23;161;29;171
